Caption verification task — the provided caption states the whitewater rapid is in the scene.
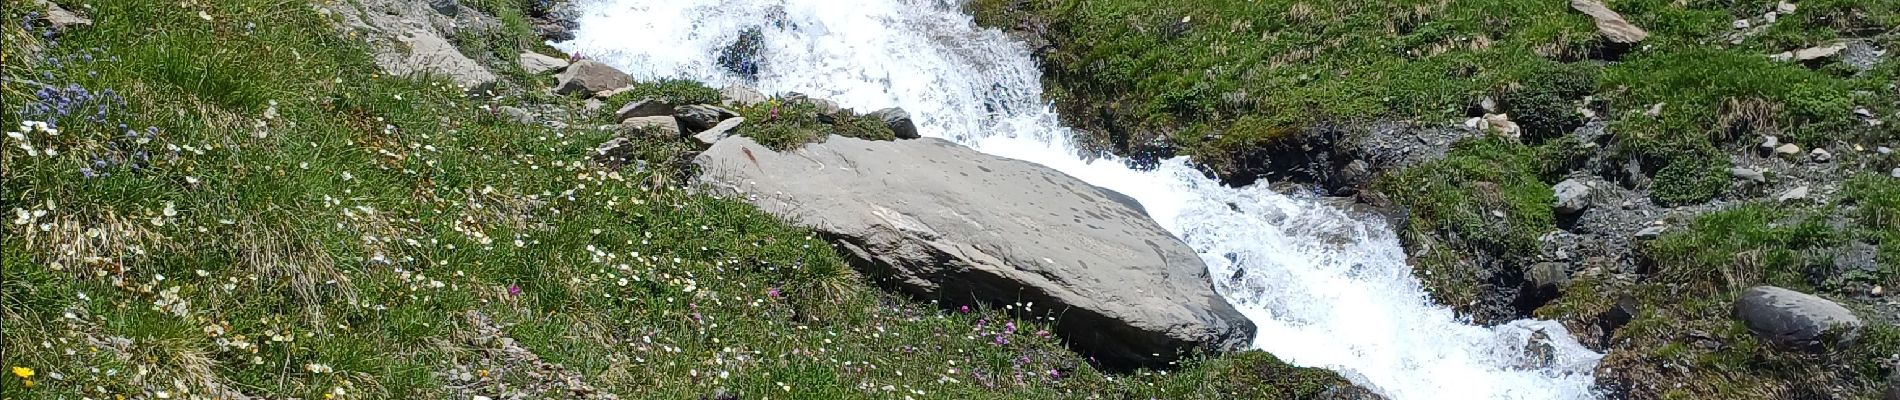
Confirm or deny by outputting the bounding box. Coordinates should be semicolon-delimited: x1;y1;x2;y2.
557;1;1604;398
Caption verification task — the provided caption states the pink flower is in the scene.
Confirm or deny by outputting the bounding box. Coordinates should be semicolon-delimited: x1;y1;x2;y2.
957;305;970;314
766;287;782;299
507;285;522;297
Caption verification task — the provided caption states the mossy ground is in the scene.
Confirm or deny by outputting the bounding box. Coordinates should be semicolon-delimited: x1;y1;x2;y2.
0;0;1359;398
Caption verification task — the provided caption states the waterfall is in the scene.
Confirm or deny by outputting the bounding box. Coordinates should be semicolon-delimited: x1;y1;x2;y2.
557;1;1605;398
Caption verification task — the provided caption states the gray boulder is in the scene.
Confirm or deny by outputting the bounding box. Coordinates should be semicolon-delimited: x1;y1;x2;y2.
1777;186;1811;203
497;106;533;124
519;52;570;74
33;0;91;31
693;135;1254;368
675;104;738;133
555;60;631;96
869;108;921;139
1552;179;1592;215
615;99;677;122
1734;286;1863;351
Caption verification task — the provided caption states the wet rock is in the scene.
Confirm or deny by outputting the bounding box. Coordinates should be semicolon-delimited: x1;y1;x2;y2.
615;99;676;122
718;27;766;79
720;85;768;108
869;108;920;139
519;52;570;74
694;135;1254;368
1734;286;1863;351
1570;0;1649;44
1729;167;1767;183
1777;186;1810;203
1553;179;1593;215
675;105;739;133
555;60;632;96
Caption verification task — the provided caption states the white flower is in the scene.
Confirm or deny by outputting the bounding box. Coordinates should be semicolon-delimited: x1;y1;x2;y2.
162;202;178;217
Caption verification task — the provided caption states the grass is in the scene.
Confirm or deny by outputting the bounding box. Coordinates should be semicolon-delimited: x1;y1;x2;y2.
0;0;1362;398
1375;136;1560;314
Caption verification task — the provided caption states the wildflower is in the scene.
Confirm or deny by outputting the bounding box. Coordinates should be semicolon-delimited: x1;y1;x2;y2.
766;287;782;299
10;366;31;378
507;285;522;297
957;305;970;314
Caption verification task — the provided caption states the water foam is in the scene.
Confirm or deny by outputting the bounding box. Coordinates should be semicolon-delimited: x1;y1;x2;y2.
559;1;1604;398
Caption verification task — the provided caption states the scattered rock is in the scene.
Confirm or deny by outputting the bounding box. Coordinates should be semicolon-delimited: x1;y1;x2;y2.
694;135;1255;368
1729;167;1767;183
497;106;533;124
1634;226;1666;240
1760;136;1781;154
691;117;744;149
32;0;92;31
1527;262;1570;292
1772;42;1849;63
592;137;636;168
1775;143;1803;157
1570;0;1650;44
786;93;844;115
1482;113;1521;140
519;52;570;74
615;99;676;122
1886;368;1899;400
554;60;632;96
1777;186;1811;203
1734;286;1863;351
324;0;499;93
1733;19;1753;29
619;116;680;138
1842;41;1886;71
1776;1;1797;14
1892;168;1900;179
1878;146;1893;155
869;108;921;139
1645;103;1665;118
1809;148;1832;163
720;85;768;108
675;105;739;133
1552;179;1593;215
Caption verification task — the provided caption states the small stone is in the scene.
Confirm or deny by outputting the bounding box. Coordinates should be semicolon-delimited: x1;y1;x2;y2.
1621;200;1636;210
1880;146;1894;155
1890;168;1899;178
1760;136;1781;152
1775;143;1802;157
615;99;676;122
1480;97;1498;113
1570;0;1650;44
1645;103;1665;118
1734;19;1752;29
869;108;921;139
1635;226;1666;240
555;60;633;96
1777;1;1797;14
519;52;570;74
1777;186;1811;203
676;105;739;133
1772;42;1850;63
1552;179;1593;215
497;106;533;124
1729;167;1767;183
1491;210;1507;218
1856;107;1877;118
620;116;680;138
1810;148;1832;163
33;0;92;31
692;117;745;149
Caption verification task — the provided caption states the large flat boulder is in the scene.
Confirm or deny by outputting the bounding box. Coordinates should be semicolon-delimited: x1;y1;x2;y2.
693;135;1254;368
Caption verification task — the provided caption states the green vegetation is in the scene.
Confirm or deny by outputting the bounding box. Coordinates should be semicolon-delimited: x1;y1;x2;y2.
0;0;1358;398
1376;137;1559;311
732;99;896;150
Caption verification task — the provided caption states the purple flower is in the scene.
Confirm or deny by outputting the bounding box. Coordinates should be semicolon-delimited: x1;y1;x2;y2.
766;287;782;299
507;285;522;297
79;167;96;179
957;305;970;314
992;334;1008;345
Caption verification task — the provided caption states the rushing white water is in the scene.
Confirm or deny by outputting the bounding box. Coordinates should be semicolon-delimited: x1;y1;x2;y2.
558;1;1605;398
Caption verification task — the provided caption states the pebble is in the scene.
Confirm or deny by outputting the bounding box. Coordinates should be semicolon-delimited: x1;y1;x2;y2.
1635;226;1667;240
1730;167;1767;183
1778;186;1811;203
1891;168;1899;178
1810;148;1832;163
1775;143;1802;157
1760;136;1781;152
1879;146;1894;155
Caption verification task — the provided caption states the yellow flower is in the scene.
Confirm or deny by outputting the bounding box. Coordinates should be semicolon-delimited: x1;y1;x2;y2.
9;366;31;378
